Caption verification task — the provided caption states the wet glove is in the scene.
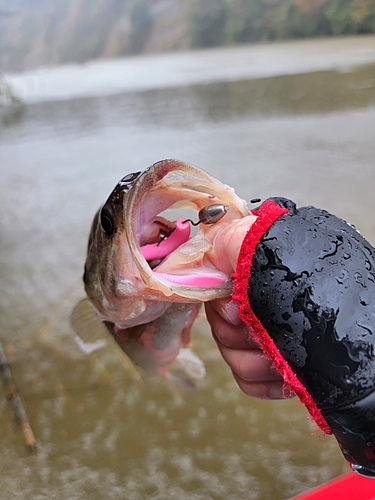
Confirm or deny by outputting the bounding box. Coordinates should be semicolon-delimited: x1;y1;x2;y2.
233;197;375;477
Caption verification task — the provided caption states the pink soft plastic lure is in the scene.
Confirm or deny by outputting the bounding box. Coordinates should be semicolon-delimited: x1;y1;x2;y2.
140;218;191;260
154;272;226;287
140;217;226;287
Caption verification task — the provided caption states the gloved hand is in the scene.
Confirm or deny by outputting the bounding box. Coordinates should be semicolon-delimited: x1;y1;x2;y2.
208;197;375;477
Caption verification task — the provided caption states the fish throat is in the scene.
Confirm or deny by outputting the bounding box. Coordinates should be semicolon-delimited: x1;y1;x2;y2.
123;159;249;301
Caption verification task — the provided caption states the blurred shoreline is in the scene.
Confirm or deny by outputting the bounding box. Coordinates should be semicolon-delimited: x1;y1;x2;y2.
5;35;375;104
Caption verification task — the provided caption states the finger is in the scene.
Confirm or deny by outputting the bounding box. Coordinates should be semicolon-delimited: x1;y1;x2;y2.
209;298;243;326
216;342;283;382
232;374;294;400
205;301;259;349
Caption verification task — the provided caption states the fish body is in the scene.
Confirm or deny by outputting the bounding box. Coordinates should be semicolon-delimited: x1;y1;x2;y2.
108;303;201;376
74;159;249;377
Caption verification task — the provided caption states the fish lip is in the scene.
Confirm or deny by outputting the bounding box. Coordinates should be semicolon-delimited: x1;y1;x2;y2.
123;159;249;301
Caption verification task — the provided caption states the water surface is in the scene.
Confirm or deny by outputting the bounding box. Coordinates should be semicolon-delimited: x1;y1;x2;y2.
1;36;375;499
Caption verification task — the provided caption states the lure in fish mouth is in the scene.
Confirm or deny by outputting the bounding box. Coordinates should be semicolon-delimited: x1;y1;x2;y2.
83;159;249;328
73;159;251;381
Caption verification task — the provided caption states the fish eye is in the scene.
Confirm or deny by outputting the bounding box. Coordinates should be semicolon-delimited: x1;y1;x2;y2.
100;208;115;237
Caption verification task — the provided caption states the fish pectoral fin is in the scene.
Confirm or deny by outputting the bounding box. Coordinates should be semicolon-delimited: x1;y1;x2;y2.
174;348;206;380
70;298;110;354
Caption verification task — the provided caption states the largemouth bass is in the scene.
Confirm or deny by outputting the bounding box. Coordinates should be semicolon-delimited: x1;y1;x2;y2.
72;159;249;379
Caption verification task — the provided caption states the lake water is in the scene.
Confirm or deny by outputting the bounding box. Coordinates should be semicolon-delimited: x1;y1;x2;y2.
1;36;375;499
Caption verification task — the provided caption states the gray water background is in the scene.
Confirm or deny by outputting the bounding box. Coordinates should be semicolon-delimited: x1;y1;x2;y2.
0;35;375;499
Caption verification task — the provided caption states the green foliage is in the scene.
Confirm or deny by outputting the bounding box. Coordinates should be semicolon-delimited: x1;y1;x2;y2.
1;0;374;71
129;0;153;53
351;0;375;31
187;0;375;48
189;0;228;48
324;0;356;34
0;77;24;128
0;77;22;105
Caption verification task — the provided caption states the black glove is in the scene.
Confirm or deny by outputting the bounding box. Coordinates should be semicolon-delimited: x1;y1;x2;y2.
233;197;375;477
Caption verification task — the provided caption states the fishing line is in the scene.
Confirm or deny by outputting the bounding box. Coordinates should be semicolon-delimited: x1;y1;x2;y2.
156;198;262;246
182;198;262;227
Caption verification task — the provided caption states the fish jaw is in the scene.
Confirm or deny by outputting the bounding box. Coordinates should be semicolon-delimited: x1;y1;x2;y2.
124;159;250;301
84;159;250;326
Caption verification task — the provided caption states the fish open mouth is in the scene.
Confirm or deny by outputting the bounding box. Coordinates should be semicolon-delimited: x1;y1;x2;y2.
124;159;249;301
